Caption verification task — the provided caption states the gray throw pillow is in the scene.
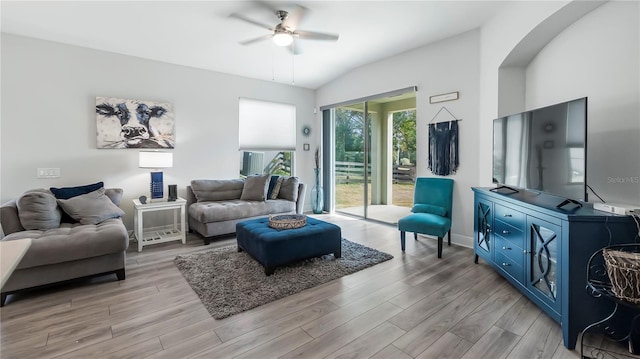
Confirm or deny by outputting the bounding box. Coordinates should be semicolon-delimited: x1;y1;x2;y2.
16;189;62;230
240;174;270;201
278;176;300;202
57;188;125;225
104;188;124;206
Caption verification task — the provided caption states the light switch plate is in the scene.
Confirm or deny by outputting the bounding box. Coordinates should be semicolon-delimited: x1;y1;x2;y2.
37;168;60;178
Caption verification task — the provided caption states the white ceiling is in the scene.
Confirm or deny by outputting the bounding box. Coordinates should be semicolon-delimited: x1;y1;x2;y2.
1;1;509;89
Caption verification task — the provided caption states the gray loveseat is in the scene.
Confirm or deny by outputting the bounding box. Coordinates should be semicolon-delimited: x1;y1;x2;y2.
187;175;306;245
0;186;129;306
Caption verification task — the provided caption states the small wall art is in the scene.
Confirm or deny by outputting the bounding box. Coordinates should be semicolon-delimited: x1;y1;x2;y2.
429;91;459;104
96;97;175;149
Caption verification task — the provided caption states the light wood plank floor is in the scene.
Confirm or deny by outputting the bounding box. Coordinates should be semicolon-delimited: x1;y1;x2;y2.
1;214;638;358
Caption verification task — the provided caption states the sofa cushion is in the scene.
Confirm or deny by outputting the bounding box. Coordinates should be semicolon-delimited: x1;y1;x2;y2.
2;218;129;269
57;188;125;225
191;179;244;202
16;190;62;230
50;181;104;200
240;174;270;201
278;176;300;202
189;199;295;223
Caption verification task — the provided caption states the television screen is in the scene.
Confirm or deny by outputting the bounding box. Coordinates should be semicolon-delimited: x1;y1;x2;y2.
492;98;587;201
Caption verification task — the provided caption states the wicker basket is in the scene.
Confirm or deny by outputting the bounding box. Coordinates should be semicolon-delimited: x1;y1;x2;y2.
268;214;307;230
603;248;640;304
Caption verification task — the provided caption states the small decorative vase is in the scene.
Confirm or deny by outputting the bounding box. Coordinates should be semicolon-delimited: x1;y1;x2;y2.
311;168;324;214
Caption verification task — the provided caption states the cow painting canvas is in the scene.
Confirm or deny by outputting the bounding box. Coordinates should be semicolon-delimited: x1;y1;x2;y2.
96;97;175;149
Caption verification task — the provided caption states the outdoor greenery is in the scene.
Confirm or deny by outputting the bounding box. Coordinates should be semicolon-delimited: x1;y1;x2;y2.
392;110;417;164
265;151;292;176
334;108;416;165
333;107;416;210
335;108;365;164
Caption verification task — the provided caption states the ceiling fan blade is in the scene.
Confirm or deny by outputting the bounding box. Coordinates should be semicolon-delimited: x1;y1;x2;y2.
282;5;307;30
239;34;273;46
229;13;273;31
295;30;339;42
249;0;279;15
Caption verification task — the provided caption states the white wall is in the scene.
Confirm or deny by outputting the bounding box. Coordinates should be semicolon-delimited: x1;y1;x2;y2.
524;1;640;205
480;0;639;209
317;30;481;247
478;1;569;187
1;34;317;230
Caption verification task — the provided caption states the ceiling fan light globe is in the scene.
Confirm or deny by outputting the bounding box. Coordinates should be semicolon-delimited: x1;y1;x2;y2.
273;33;293;46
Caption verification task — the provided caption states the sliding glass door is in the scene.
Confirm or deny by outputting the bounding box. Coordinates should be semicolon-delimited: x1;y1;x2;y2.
323;87;416;224
333;103;365;216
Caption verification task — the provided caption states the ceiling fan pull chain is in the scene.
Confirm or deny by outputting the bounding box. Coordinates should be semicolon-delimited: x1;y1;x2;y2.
272;41;275;81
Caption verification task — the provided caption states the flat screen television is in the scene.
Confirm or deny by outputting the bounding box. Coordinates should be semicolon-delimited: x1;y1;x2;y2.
492;97;587;202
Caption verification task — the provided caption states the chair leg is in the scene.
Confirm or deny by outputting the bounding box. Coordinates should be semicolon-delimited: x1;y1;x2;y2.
414;232;418;241
437;237;443;258
400;231;406;251
448;230;451;246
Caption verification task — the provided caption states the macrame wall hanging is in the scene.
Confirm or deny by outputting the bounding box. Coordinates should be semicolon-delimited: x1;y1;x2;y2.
428;106;461;176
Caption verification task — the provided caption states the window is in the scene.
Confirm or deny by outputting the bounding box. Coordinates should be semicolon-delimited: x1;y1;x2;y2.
238;98;296;176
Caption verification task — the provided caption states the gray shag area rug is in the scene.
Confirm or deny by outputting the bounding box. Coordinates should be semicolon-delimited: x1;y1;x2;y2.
174;239;393;319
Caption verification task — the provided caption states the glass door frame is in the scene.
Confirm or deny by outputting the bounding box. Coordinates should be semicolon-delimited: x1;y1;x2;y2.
321;86;417;218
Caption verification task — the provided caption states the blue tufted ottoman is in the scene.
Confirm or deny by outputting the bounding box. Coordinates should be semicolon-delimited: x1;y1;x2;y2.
236;217;342;275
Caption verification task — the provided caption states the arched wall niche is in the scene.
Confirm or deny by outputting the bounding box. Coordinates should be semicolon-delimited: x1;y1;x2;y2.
497;1;605;117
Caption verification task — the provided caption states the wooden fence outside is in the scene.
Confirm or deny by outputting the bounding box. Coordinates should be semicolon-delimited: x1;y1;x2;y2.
335;162;415;184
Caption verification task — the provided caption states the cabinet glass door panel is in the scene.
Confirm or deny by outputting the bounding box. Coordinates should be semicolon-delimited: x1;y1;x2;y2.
476;201;492;253
528;218;561;311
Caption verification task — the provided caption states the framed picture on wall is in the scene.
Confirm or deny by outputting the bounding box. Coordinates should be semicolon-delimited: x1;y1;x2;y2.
95;97;175;149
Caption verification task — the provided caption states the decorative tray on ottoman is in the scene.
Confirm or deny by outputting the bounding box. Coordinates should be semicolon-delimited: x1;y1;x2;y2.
268;214;307;230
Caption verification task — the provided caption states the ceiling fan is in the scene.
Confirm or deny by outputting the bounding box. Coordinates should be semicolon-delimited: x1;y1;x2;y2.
229;4;339;54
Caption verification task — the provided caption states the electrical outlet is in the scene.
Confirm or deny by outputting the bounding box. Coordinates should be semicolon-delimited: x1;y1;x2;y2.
37;168;60;178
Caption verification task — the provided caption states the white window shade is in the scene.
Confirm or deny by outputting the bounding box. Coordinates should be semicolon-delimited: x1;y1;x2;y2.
239;98;296;151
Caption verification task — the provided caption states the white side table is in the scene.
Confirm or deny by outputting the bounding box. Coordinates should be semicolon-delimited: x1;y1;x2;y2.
133;198;186;252
0;238;32;289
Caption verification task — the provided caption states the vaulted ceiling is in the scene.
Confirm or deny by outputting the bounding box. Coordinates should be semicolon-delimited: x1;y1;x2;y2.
1;1;509;89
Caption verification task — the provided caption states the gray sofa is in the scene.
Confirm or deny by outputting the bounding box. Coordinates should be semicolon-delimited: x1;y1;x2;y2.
187;175;306;245
0;187;129;306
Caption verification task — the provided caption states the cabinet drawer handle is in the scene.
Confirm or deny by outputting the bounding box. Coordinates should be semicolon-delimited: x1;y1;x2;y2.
502;262;511;267
502;230;510;234
503;214;513;218
523;250;530;254
502;246;511;250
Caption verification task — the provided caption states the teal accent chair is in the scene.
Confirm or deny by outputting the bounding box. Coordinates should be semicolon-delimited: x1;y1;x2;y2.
398;177;454;258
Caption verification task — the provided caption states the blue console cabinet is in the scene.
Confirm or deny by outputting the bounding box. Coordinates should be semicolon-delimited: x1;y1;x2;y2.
472;187;638;349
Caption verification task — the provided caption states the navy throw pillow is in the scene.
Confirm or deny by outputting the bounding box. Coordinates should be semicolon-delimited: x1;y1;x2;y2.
266;176;280;199
50;181;104;200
